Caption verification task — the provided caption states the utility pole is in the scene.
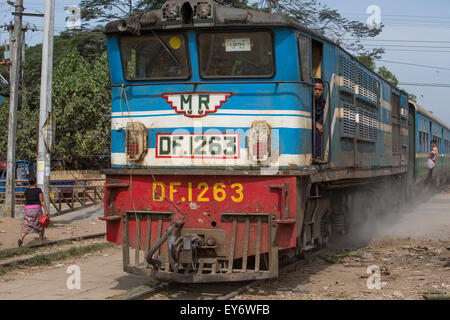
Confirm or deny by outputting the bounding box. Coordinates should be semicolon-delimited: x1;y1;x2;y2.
21;29;25;88
37;0;55;211
7;24;14;78
4;0;23;218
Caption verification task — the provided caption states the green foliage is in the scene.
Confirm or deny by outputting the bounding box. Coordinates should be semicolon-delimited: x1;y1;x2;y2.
357;54;376;72
408;92;417;102
21;29;106;110
377;66;399;88
52;48;111;169
356;54;420;102
80;0;167;23
0;30;109;167
0;102;9;158
0;242;114;276
266;0;385;58
0;99;39;160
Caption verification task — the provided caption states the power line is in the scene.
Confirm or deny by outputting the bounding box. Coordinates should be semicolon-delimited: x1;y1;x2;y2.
343;39;450;43
398;82;450;88
342;13;450;19
377;49;450;53
375;59;450;71
384;24;450;28
363;44;450;49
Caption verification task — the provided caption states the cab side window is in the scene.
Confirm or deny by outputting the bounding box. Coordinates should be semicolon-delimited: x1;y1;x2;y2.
297;34;310;82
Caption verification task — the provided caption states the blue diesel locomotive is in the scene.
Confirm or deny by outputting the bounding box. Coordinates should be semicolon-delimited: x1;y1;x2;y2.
101;0;450;282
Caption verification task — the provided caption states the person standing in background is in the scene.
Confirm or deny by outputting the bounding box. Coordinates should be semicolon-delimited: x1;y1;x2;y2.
18;176;49;246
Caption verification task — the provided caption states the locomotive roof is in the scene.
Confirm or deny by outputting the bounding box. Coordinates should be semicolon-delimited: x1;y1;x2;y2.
104;0;331;45
409;101;449;131
103;1;403;89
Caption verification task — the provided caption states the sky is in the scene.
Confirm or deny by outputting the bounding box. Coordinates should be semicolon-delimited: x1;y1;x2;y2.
1;0;449;125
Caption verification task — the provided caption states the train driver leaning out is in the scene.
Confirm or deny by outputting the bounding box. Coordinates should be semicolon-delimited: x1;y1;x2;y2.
313;78;326;159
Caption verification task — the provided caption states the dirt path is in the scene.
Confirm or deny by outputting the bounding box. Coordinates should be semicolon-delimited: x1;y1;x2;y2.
233;188;450;300
0;204;106;250
0;189;448;300
0;245;151;300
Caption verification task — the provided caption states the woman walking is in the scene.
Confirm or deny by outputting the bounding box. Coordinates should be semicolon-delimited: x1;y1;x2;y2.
18;176;49;246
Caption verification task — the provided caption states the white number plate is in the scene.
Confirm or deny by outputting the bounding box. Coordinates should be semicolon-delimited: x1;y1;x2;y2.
156;133;240;158
225;38;251;52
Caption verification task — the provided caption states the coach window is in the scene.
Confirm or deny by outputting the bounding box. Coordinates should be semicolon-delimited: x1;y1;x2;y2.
197;31;274;78
419;131;422;153
297;34;310;82
119;33;190;80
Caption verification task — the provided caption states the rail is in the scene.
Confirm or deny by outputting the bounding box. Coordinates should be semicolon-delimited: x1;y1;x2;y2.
0;178;105;215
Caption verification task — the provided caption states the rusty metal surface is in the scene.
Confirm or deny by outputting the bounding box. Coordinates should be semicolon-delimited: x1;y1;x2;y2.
118;190;280;282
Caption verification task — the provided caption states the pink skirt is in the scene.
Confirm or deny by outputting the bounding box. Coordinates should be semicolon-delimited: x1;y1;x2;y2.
21;205;44;235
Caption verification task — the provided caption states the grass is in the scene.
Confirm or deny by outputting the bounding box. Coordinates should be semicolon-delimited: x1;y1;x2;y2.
110;281;163;300
421;289;444;295
125;284;156;296
0;242;115;276
0;239;78;261
322;252;363;264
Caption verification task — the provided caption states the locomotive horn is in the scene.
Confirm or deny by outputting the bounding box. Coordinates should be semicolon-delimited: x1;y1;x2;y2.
117;16;141;35
117;20;128;32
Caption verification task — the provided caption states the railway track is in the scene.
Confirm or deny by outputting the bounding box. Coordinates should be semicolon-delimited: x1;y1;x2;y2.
121;248;329;300
0;233;107;268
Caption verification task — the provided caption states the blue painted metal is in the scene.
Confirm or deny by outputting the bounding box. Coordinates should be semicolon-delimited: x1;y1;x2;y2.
105;16;449;181
0;160;35;193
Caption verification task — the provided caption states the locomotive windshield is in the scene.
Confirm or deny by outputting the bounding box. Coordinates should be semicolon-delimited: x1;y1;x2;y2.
119;33;190;80
198;31;274;78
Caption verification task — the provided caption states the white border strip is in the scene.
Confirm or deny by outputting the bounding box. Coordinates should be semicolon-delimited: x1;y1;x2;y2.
112;115;312;130
112;109;311;118
111;151;312;167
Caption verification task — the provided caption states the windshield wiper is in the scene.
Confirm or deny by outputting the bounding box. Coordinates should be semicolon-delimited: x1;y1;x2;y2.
151;30;181;67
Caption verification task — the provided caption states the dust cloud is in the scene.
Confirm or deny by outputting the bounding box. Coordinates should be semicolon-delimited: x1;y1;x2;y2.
330;184;450;250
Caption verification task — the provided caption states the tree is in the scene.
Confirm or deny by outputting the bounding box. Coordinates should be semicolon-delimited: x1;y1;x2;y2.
377;66;399;88
356;54;419;102
0;99;39;161
356;54;376;72
265;0;385;58
407;92;417;103
0;45;111;168
52;47;111;169
80;0;166;24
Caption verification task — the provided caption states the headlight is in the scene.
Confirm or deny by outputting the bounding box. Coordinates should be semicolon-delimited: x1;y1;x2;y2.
162;4;180;21
194;2;212;19
125;122;148;161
